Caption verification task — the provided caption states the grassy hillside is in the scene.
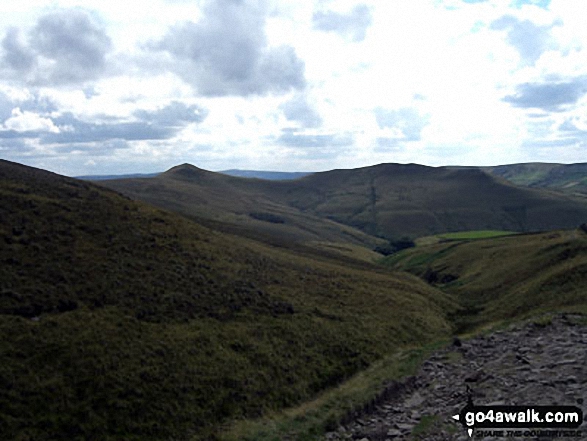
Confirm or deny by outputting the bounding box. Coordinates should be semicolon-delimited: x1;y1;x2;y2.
103;163;587;242
383;227;587;332
284;163;587;238
0;160;456;440
219;169;311;180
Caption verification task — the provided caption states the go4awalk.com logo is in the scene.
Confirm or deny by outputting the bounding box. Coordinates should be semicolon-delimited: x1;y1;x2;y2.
452;394;583;438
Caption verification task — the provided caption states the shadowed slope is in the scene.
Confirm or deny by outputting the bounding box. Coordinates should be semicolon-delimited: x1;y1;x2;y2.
103;163;384;253
0;160;455;440
103;162;587;241
282;163;587;238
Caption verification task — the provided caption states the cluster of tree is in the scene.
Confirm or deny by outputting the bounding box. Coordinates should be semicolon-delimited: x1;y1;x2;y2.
374;238;415;256
249;212;286;224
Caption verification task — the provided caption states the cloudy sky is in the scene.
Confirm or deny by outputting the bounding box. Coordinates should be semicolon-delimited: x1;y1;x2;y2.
1;0;586;176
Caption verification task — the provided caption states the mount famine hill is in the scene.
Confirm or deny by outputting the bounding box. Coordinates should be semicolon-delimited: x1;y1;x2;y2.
0;159;455;440
101;162;587;241
101;163;385;254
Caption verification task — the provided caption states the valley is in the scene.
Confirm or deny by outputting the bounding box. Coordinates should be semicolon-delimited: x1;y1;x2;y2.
1;159;587;440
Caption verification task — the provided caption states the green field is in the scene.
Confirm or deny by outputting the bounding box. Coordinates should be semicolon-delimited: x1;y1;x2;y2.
436;230;518;240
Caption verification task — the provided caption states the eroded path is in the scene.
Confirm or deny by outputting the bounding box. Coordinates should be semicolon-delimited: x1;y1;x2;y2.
325;314;586;440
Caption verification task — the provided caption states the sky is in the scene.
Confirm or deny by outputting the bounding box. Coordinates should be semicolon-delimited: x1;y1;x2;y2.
1;0;586;176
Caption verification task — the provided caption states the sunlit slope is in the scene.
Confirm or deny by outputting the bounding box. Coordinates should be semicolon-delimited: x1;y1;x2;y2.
103;163;587;241
0;160;455;440
483;162;587;196
384;227;587;330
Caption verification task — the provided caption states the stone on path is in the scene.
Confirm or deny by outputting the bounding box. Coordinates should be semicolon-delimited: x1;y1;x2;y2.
324;314;587;440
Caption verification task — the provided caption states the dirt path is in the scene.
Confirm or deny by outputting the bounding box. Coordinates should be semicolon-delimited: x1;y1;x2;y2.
325;314;586;440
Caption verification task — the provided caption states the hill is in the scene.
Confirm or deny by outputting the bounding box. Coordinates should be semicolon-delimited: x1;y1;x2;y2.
101;163;385;254
77;170;311;182
101;162;587;241
481;162;587;196
219;169;311;180
76;172;160;181
0;159;455;440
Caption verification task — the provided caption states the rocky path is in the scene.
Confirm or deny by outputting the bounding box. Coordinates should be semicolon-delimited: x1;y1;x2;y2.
325;314;586;440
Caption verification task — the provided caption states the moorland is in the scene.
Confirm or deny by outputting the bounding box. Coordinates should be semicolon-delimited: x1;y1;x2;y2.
2;159;587;440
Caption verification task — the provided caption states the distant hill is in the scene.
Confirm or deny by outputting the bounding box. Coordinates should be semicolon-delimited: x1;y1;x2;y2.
101;162;587;241
219;169;312;180
77;169;311;181
76;172;160;180
0;159;453;440
448;162;587;196
100;163;384;252
481;162;587;196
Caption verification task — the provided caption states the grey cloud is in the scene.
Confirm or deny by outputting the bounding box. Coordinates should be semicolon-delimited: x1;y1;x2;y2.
133;101;208;127
521;117;587;149
0;139;36;158
1;28;36;71
490;15;558;65
32;10;112;84
152;0;305;96
511;0;551;9
0;130;40;139
54;139;130;155
20;94;58;114
375;107;429;141
1;100;206;145
43;116;175;144
559;119;582;132
503;77;587;111
557;118;587;141
1;9;112;85
521;138;579;148
0;92;14;122
83;86;99;99
312;5;372;42
280;94;322;128
375;137;402;152
277;129;353;149
0;91;57;122
255;46;305;93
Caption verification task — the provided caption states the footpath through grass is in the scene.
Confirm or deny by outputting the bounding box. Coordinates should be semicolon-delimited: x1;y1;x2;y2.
219;339;450;441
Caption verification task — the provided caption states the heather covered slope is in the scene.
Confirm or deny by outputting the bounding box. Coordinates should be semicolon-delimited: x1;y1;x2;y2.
103;162;587;241
0;160;455;440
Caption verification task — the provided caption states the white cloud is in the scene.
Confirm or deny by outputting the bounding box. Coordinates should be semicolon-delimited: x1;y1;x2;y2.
3;107;59;133
0;0;586;175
